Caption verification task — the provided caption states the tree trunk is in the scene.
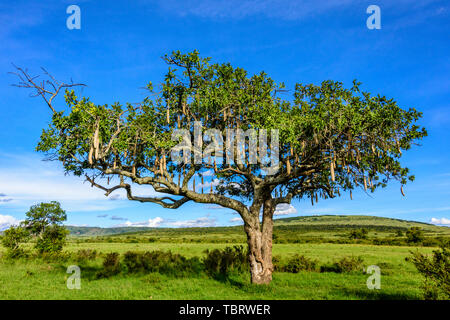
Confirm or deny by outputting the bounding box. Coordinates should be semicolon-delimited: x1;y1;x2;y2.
244;198;274;284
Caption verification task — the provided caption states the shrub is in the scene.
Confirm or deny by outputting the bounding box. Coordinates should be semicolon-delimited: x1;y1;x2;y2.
39;251;71;262
272;255;283;272
406;227;424;244
349;228;368;240
203;246;248;278
409;244;450;300
284;254;318;273
21;202;69;254
96;252;121;278
123;251;142;272
1;226;30;258
35;225;69;254
321;256;364;273
74;249;97;263
122;250;202;276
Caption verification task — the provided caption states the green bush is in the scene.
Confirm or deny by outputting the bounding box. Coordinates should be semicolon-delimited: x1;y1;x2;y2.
284;254;318;273
272;255;283;272
96;252;121;278
122;250;202;276
123;251;141;272
349;228;368;240
203;246;248;278
320;256;364;273
395;230;404;237
406;227;424;244
39;251;71;262
409;244;450;300
35;225;69;254
0;226;30;258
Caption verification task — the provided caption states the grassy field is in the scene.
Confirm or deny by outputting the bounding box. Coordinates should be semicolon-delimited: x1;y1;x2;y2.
0;243;433;299
0;215;448;300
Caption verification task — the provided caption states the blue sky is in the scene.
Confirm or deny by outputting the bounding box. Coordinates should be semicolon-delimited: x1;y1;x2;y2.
0;0;449;229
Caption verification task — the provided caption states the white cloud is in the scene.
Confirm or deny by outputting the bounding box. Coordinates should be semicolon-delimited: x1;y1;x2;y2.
0;214;21;231
0;152;157;212
430;217;450;226
167;217;216;228
230;217;243;223
274;203;297;216
67;223;91;227
201;170;215;177
0;193;12;203
197;178;220;189
115;216;216;228
121;217;165;227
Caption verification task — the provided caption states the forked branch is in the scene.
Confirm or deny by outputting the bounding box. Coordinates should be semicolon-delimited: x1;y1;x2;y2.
9;64;86;113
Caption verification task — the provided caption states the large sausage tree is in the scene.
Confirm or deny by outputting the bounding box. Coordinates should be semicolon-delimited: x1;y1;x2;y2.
13;51;426;284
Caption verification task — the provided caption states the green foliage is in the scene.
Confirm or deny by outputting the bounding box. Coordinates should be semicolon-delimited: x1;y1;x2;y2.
0;226;29;258
35;225;68;254
23;201;66;236
39;251;71;262
272;255;283;272
409;244;450;300
34;50;426;207
96;252;121;278
320;256;364;273
203;246;248;278
406;227;424;244
22;202;68;254
283;254;318;273
122;250;202;276
348;228;369;240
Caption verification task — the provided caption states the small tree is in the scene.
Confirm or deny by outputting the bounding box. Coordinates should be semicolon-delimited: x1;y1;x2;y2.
406;227;424;244
23;201;68;254
35;225;69;254
1;226;30;258
410;244;450;300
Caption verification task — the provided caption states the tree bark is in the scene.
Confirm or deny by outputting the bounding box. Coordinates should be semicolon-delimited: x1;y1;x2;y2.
244;197;274;284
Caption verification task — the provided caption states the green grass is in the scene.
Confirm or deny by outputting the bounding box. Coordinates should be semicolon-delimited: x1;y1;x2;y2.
0;242;433;300
2;215;447;299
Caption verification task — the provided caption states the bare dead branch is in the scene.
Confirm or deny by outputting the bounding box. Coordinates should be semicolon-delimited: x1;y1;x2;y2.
9;64;86;113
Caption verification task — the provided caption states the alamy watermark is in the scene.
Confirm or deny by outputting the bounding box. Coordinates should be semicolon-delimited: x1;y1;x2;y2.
66;5;81;30
366;5;381;30
171;122;280;175
365;265;381;290
66;265;81;289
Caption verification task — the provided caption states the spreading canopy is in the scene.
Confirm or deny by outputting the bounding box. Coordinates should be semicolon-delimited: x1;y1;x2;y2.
16;51;426;219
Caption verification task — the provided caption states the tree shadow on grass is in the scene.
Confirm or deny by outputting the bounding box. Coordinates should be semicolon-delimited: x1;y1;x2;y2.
209;273;247;289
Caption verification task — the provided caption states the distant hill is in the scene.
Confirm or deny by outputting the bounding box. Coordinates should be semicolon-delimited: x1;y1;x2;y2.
66;226;157;236
66;215;449;237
